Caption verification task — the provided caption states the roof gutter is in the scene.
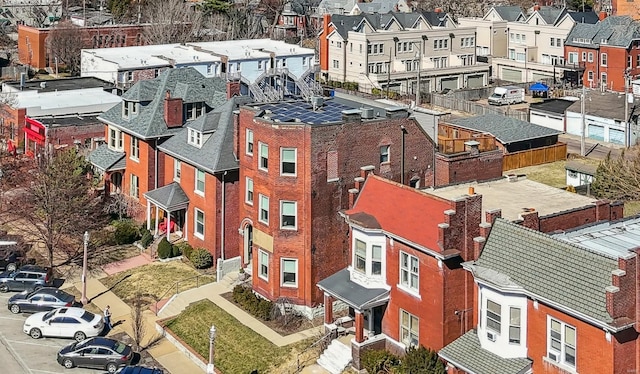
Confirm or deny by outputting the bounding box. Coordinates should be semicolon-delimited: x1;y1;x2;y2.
437;352;479;374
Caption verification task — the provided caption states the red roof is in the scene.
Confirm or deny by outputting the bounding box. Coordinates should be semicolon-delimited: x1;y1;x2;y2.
346;175;453;252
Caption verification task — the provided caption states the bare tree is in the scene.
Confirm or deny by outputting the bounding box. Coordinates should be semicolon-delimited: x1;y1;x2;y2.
103;192;142;220
46;21;89;75
141;0;203;44
591;149;640;201
130;291;147;351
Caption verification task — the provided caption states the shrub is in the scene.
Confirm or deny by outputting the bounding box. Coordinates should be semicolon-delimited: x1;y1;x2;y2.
92;227;117;247
189;248;213;269
232;285;273;321
400;346;446;374
157;237;172;259
139;229;153;249
175;242;193;259
360;349;400;374
372;88;381;96
171;244;182;258
113;219;140;245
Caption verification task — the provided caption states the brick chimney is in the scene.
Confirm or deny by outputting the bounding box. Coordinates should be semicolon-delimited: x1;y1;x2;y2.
227;80;240;99
533;4;540;11
163;90;183;128
434;7;442;13
599;11;607;21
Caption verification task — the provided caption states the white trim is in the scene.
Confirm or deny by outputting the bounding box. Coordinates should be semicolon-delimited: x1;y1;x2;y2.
195;168;205;196
173;159;181;182
129;136;139;162
279;200;297;230
258;249;269;281
258;194;269;225
245;177;254;205
245;129;254;156
194;208;205;239
280;257;298;288
280;147;297;177
258;141;268;172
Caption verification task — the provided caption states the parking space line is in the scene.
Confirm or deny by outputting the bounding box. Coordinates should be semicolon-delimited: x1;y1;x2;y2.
0;315;26;321
0;331;33;374
5;338;64;348
31;370;67;374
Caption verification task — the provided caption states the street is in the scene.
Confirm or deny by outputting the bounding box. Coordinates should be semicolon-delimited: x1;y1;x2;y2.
0;292;106;374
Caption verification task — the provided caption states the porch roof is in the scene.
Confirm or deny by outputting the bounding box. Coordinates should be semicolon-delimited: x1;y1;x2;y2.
88;144;126;172
438;329;532;374
144;182;189;211
317;269;389;310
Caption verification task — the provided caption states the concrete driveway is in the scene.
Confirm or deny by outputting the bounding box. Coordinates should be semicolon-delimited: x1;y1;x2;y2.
0;292;108;374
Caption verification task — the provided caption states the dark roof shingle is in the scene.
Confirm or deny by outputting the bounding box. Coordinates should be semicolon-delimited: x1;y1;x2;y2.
448;114;562;144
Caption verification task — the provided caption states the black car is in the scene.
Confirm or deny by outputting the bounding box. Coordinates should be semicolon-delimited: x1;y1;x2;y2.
0;240;25;272
57;337;133;373
8;287;75;314
0;265;53;292
116;366;164;374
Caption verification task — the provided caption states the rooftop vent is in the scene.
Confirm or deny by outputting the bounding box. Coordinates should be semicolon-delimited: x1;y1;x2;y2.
311;96;324;110
361;108;374;119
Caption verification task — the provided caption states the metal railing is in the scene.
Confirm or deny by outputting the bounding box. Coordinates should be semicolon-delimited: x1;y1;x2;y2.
154;274;210;316
296;331;333;373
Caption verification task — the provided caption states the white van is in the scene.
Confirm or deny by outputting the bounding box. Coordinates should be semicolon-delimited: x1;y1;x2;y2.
488;86;525;106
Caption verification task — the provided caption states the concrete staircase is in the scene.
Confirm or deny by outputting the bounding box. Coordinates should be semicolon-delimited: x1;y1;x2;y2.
155;273;237;318
316;339;352;374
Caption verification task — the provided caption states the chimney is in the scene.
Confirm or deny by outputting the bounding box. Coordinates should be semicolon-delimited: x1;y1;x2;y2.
434;7;442;13
599;11;607;21
348;188;359;208
473;236;486;260
464;140;480;156
533;4;540;11
163;90;183;128
360;165;375;179
354;176;365;190
227;80;240;99
485;209;502;224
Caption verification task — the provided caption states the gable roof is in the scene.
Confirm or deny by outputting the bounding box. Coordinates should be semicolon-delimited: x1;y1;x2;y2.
468;219;620;328
87;144;125;172
158;97;244;174
144;182;189;211
448;114;562;144
329;11;451;38
489;6;524;21
345;175;453;254
566;11;599;24
98;67;228;139
329;14;364;39
532;6;566;25
565;16;640;48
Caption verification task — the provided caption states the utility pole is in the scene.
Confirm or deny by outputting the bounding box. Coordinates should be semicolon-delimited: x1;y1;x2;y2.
624;70;630;148
416;41;421;107
386;48;391;99
580;84;586;156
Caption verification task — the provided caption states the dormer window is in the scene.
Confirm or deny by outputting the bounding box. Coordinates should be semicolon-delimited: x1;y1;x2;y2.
188;128;202;147
108;126;123;152
122;101;130;118
351;233;385;280
185;102;205;120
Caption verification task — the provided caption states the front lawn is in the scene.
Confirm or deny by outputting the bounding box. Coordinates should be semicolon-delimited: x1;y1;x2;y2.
101;261;215;303
164;300;316;373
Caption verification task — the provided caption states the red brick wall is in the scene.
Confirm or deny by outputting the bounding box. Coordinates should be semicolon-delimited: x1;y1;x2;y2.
565;44;639;92
0;104;26;147
520;201;622;233
122;133;156;207
47;122;104;149
434;150;503;187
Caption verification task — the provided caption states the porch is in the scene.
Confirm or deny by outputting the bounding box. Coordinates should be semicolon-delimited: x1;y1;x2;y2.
87;144;126;196
143;182;189;243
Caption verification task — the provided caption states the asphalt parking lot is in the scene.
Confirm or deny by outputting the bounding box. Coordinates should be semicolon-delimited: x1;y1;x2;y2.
0;292;105;374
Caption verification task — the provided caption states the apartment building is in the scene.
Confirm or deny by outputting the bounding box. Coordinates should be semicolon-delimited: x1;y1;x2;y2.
319;12;490;95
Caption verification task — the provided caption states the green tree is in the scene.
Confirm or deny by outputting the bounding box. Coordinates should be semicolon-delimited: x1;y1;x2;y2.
200;0;230;14
400;346;446;374
591;150;640;201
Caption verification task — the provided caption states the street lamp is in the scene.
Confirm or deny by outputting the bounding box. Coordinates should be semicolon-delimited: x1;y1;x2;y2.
81;231;89;305
207;325;217;374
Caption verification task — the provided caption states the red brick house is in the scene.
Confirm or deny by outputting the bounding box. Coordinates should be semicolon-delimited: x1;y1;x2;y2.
89;67;241;262
316;174;624;372
564;15;640;92
274;2;307;39
440;217;639;374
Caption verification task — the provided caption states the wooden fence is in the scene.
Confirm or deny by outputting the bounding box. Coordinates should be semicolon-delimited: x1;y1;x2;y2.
431;94;529;122
438;135;496;154
503;142;567;171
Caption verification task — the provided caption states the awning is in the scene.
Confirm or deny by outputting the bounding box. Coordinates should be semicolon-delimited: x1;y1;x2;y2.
529;82;549;92
439;330;532;374
144;182;189;211
317;269;389;310
87;144;125;172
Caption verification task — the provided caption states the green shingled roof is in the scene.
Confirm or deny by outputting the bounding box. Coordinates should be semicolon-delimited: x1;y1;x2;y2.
439;330;532;374
470;219;618;326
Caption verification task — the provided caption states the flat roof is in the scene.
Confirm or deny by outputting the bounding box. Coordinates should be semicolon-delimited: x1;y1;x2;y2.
189;39;315;59
553;217;640;259
15;88;121;115
3;77;112;93
426;176;596;223
566;90;638;122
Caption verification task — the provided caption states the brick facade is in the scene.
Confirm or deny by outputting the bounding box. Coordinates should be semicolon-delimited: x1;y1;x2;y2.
434;150;504;188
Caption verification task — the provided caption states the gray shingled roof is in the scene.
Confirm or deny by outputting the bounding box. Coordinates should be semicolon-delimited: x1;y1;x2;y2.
329;14;363;39
144;182;189;211
158;98;240;174
330;11;450;39
317;269;389;309
98;67;228;139
439;330;532;374
468;219;619;326
567;11;599;24
534;6;566;25
492;6;524;21
88;144;125;172
565;16;640;48
448;114;562;144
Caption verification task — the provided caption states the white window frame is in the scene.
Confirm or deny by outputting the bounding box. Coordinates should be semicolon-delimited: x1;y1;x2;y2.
547;317;576;369
601;53;607;67
259;142;269;171
129;137;139;161
259;194;269;224
280;200;297;230
400;309;419;348
509;307;521;344
173;159;181;181
280;147;297;176
588;52;593;62
129;174;139;199
380;145;390;163
259;249;269;280
195;169;205;195
281;258;298;287
108;126;123;152
245;177;254;205
194;208;205;239
568;52;578;64
588;71;593;81
185;102;205;120
354;239;366;273
246;129;254;155
188;128;202;147
486;299;502;334
399;251;419;294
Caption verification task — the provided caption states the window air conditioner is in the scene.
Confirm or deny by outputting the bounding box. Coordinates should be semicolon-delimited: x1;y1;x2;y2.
487;331;497;342
548;352;559;362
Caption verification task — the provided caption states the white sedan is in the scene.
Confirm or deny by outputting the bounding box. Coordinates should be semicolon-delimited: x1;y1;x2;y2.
23;306;104;341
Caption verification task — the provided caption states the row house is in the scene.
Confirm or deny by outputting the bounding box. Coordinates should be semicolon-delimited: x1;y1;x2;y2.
311;0;411;28
316;174;624;373
88;67;241;261
459;5;599;84
319;11;491;96
0;76;121;156
236;97;438;318
564;15;640;92
18;23;148;71
80;39;320;101
440;217;639;374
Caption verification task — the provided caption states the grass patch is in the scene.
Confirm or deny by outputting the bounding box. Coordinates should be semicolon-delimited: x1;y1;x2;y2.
164;300;315;373
624;201;640;217
506;158;601;189
101;261;214;304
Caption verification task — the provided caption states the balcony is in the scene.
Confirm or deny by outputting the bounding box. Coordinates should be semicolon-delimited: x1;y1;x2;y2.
367;62;490;82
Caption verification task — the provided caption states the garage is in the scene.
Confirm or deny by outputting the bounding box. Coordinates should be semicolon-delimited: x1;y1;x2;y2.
588;124;605;141
440;77;459;91
502;68;522;82
609;128;625;144
466;74;484;88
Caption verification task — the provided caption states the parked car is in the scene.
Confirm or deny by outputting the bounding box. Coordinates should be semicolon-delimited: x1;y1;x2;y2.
0;265;53;292
23;306;103;341
57;337;133;373
0;240;25;272
8;287;75;314
116;366;164;374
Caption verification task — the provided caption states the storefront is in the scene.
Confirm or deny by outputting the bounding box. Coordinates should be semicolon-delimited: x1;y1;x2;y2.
23;117;46;157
